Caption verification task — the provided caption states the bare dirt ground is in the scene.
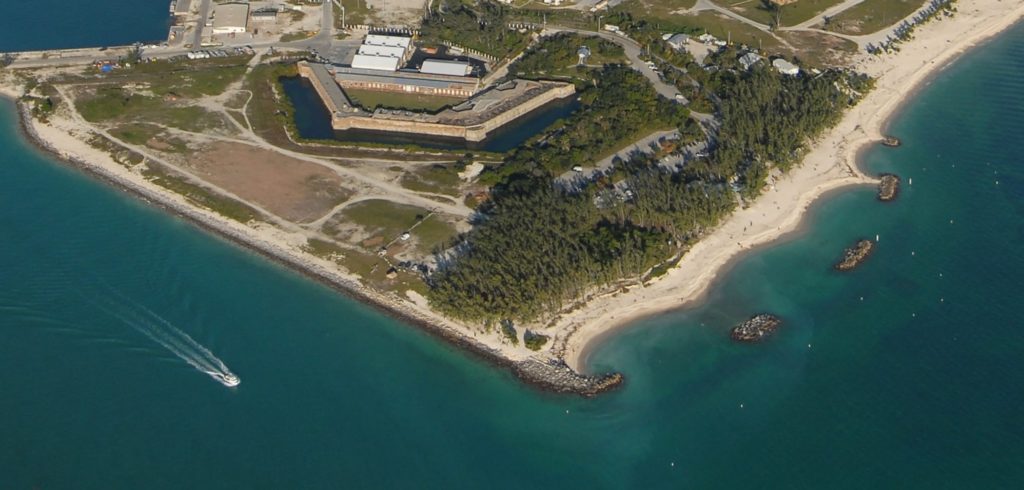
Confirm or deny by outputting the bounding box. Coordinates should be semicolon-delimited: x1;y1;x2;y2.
187;141;354;223
365;0;426;26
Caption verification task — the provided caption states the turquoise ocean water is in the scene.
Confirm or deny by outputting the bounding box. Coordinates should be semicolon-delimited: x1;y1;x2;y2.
1;5;1023;488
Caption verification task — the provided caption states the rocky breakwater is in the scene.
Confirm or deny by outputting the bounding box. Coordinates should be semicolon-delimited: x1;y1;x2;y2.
835;239;874;271
513;359;623;397
881;136;902;147
730;314;782;342
878;173;901;201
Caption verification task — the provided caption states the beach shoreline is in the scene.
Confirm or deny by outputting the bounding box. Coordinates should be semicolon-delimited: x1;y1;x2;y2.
562;2;1024;372
4;1;1022;396
4;94;621;396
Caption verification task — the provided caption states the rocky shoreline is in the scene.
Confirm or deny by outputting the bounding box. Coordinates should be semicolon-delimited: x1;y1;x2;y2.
835;239;875;272
878;173;901;201
730;314;782;342
12;99;623;398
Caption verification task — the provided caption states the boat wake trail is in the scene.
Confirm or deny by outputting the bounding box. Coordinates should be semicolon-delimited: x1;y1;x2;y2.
86;284;240;388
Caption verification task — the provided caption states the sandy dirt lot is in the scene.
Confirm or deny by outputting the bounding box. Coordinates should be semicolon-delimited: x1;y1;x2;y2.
366;0;426;26
188;142;353;223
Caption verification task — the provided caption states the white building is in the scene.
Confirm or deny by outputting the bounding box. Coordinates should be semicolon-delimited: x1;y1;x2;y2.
350;34;413;72
420;59;473;77
211;3;249;34
351;54;401;72
738;52;763;70
363;34;412;49
772;58;800;76
358;44;409;59
665;33;689;51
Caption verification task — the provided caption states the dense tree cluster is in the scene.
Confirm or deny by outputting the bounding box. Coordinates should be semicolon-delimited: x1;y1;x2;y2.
420;0;531;59
705;56;874;196
428;43;872;325
484;65;693;183
508;33;625;79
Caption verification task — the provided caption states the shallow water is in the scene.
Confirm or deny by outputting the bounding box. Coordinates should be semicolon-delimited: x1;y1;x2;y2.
1;7;1023;488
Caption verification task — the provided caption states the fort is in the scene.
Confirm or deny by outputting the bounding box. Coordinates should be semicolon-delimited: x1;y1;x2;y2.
297;61;576;142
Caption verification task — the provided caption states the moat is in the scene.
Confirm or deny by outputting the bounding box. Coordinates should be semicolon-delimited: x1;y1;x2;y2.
282;76;581;152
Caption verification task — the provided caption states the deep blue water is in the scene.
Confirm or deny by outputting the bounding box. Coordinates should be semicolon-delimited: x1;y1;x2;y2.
0;0;170;51
2;6;1024;489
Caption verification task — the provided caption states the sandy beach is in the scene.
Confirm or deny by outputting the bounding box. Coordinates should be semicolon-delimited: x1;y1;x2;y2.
4;0;1024;395
561;0;1024;372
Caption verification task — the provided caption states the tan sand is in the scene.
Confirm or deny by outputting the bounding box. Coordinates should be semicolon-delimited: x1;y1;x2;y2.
561;1;1024;372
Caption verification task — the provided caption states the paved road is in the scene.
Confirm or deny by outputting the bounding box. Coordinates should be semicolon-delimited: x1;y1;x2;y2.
542;27;683;101
693;0;772;31
786;0;865;29
193;0;212;48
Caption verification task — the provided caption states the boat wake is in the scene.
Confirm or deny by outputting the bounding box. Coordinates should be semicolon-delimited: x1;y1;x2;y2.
87;284;240;388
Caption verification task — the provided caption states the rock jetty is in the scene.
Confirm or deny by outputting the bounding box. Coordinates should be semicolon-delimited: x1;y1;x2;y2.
835;239;875;271
878;173;900;201
730;314;782;342
881;136;902;147
513;359;623;397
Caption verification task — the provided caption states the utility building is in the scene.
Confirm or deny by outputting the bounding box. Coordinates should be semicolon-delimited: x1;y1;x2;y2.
348;34;414;72
420;59;473;77
351;54;402;72
211;3;249;34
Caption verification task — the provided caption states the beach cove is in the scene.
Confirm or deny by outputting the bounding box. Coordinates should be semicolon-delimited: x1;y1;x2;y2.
2;1;1024;487
562;0;1024;371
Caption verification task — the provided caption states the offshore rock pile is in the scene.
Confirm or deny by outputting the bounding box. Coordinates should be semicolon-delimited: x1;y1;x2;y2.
730;314;782;342
881;136;902;147
513;359;623;397
878;174;901;201
835;239;875;271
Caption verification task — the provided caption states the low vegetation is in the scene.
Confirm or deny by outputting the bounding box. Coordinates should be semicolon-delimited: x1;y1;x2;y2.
344;89;465;113
824;0;927;35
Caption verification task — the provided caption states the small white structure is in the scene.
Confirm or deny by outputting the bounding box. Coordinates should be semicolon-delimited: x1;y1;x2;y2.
211;3;249;34
666;33;689;51
772;58;800;76
738;52;763;71
351;54;401;72
577;45;591;65
420;59;473;77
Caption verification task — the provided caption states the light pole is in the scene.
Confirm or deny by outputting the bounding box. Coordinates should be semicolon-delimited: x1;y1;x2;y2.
596;15;604;33
342;5;346;29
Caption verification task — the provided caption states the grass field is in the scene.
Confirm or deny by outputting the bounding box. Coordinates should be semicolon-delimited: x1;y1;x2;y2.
824;0;927;35
717;0;845;27
340;199;457;254
107;59;249;98
400;164;463;196
687;11;788;52
76;88;234;133
343;89;465;113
